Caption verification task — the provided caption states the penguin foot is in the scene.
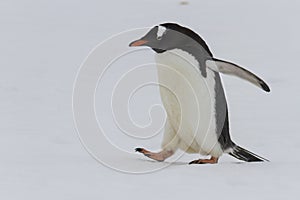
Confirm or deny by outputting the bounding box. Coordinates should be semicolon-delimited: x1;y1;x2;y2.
135;147;173;162
189;156;219;164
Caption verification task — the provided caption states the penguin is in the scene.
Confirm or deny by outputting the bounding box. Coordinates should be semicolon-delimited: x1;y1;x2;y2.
129;23;270;164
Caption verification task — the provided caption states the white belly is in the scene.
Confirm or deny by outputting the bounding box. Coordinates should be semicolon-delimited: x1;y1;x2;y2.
155;49;223;157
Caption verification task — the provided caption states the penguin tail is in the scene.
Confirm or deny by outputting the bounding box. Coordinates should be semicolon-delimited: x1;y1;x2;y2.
229;145;269;162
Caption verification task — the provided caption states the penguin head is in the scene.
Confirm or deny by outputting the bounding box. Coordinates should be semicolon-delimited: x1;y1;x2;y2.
129;23;209;54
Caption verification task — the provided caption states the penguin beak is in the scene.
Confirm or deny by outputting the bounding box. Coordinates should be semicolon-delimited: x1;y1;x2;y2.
129;39;148;47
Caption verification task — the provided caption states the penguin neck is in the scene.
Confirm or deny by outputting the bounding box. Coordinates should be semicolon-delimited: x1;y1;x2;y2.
156;45;212;78
152;48;166;53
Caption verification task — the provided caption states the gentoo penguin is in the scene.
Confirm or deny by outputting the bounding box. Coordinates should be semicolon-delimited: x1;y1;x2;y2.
129;23;270;164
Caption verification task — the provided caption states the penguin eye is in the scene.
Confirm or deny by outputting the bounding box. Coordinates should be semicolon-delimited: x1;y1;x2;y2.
157;36;162;40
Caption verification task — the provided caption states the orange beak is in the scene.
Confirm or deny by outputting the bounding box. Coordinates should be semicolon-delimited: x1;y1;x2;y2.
129;39;148;47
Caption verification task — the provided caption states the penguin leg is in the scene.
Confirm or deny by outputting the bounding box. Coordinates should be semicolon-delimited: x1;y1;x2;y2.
189;156;219;164
135;148;174;162
135;120;178;162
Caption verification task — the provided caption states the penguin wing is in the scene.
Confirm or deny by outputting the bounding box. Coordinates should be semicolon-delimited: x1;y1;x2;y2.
206;58;270;92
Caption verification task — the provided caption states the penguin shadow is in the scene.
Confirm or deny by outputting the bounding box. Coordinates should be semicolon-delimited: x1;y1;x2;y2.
136;158;187;166
136;158;245;165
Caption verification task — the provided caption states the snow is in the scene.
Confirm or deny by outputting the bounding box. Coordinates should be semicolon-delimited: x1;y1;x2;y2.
1;0;300;199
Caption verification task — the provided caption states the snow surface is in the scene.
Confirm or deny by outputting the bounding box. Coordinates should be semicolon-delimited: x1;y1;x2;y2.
1;0;300;199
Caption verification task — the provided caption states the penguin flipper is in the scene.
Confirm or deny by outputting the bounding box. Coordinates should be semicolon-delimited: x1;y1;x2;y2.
206;58;270;92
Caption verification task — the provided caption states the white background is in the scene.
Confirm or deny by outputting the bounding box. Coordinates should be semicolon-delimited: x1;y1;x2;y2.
1;0;300;199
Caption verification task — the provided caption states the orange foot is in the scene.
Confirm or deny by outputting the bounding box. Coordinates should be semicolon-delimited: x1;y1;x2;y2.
189;156;219;164
135;148;173;162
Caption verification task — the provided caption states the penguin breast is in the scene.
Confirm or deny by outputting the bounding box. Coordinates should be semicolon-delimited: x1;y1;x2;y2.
155;49;223;157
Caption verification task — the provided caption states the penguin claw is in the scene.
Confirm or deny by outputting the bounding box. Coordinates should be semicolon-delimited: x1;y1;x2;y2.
134;147;171;162
135;147;143;152
189;157;219;164
135;147;148;154
189;160;204;165
135;147;152;157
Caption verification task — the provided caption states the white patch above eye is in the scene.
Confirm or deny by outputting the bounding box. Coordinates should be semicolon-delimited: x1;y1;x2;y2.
157;26;167;39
